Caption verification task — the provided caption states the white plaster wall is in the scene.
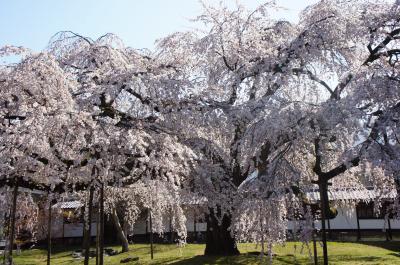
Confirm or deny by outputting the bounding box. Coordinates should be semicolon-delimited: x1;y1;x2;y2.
53;222;97;238
131;213;207;235
288;204;400;231
327;205;358;230
389;219;400;229
132;219;147;234
51;216;63;238
53;204;400;238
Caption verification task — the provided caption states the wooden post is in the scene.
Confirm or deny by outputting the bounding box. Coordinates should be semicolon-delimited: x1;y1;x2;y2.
318;180;329;265
327;218;332;240
81;204;87;255
193;210;197;242
47;200;52;265
259;204;264;258
84;187;94;265
7;182;18;265
356;205;361;241
169;208;173;243
62;216;65;243
96;207;100;265
149;209;154;260
3;209;11;262
312;220;318;265
99;183;105;265
386;215;392;241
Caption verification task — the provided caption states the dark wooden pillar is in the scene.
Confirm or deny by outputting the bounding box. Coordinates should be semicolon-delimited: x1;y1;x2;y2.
47;200;53;265
318;180;329;265
149;209;154;260
386;217;392;241
312;220;318;265
7;182;18;265
99;183;104;265
355;205;361;241
327;218;332;240
169;208;174;243
2;210;9;261
84;187;94;265
96;206;100;265
193;210;197;242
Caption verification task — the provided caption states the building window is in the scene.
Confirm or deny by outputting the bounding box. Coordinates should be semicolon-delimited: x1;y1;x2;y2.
356;202;385;219
63;209;82;224
288;203;321;220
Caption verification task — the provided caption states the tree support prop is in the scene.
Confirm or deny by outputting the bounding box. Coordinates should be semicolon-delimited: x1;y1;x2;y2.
110;207;129;252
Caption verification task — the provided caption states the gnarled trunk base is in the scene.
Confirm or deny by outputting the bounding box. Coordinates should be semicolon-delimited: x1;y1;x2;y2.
110;208;129;253
204;210;239;256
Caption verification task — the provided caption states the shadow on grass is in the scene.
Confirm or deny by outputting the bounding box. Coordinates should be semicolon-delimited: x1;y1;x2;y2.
355;241;400;252
166;255;258;265
155;254;386;265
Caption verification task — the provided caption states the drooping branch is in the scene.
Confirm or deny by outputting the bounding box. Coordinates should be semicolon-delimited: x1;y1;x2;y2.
364;28;400;66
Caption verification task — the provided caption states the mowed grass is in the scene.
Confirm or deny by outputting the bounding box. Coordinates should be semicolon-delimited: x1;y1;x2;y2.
2;241;400;264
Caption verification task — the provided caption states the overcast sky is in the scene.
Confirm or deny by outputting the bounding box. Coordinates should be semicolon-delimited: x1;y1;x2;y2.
0;0;319;51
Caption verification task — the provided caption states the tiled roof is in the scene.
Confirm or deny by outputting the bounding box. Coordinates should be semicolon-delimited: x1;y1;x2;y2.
52;200;83;209
306;189;397;202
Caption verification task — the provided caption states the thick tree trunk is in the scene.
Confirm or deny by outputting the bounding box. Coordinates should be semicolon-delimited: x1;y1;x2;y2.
204;209;239;256
110;208;129;253
123;217;129;243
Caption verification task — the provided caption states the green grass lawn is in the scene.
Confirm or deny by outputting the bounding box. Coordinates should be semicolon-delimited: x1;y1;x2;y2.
2;241;400;264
